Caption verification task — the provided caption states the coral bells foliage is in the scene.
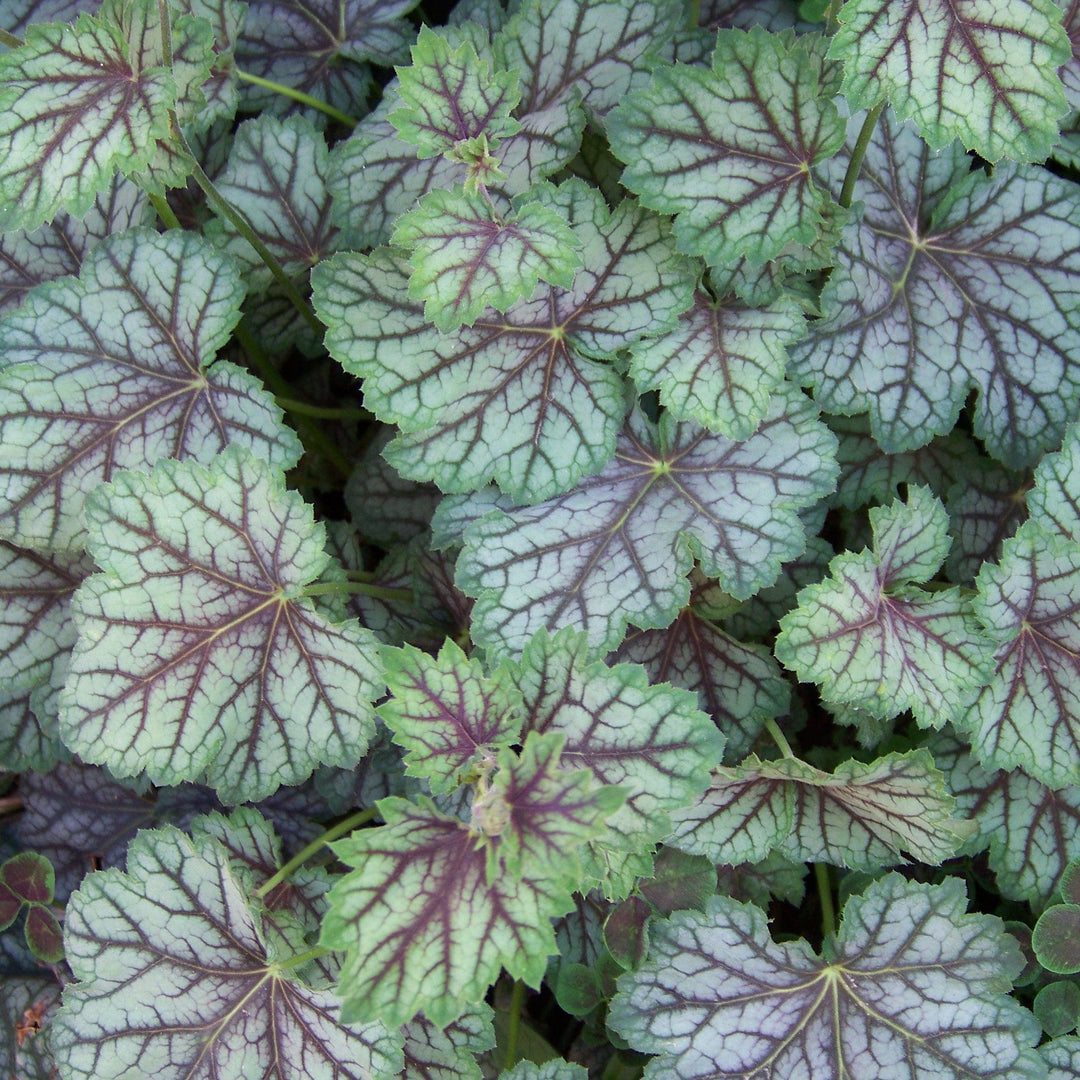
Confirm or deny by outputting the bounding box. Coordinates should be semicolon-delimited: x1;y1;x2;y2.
4;0;1080;1075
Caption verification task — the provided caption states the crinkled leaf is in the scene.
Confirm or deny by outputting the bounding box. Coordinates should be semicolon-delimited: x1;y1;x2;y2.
503;628;724;899
791;109;1080;466
614;603;790;763
607;27;847;272
315;181;694;503
667;749;971;870
829;0;1070;161
379;639;524;794
458;387;836;656
627;286;805;439
493;0;681;115
1044;1035;1080;1078
776;486;990;727
0;228;302;553
52;817;402;1080
206;113;338;288
322;731;624;1027
608;874;1043;1080
0;176;150;319
1026;420;1080;538
60;447;384;803
400;1004;494;1080
391;25;521;158
392;188;582;331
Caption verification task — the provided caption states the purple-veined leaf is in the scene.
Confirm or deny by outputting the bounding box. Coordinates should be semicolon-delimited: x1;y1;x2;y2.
714;850;806;908
457;384;837;656
390;24;521;159
791;109;1080;467
703;0;810;30
400;1005;495;1080
379;639;524;795
0;0;96;38
666;748;971;870
613;594;790;763
0;228;302;553
0;542;91;771
933;730;1080;906
944;460;1031;583
493;0;681;116
0;975;61;1080
315;181;694;503
607;27;847;272
776;486;990;728
186;0;245;128
392;188;582;332
1045;1037;1080;1079
553;889;610;970
828;0;1070;161
609;874;1044;1080
0;176;150;319
498;1063;587;1080
503;628;724;898
59;447;384;803
206;113;339;289
627;284;805;440
321;731;624;1027
51;816;403;1080
236;0;417;118
1026;419;1080;538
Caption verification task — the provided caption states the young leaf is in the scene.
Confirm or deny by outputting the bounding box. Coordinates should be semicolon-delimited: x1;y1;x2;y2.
315;182;694;503
379;638;524;794
321;731;623;1027
0;228;302;553
51;818;403;1080
666;749;972;870
391;24;521;159
59;447;384;803
458;385;838;656
828;0;1070;161
776;486;990;728
392;187;582;331
791;108;1080;467
607;27;847;271
608;874;1044;1080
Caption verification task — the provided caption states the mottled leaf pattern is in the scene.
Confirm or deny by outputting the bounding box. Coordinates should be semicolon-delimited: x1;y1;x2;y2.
0;228;302;552
60;448;384;803
829;0;1070;161
52;817;403;1079
400;1005;494;1080
458;387;836;656
608;875;1043;1080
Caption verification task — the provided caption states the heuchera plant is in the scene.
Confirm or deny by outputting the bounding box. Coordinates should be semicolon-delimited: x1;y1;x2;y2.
3;0;1080;1074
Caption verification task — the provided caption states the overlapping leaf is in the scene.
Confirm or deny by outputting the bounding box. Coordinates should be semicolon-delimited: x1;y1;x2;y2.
0;0;215;231
400;1005;494;1080
504;628;724;898
608;874;1043;1080
457;385;837;656
790;109;1080;466
59;447;384;803
315;181;694;503
322;731;624;1027
829;0;1070;161
776;486;990;727
607;27;847;272
206;113;339;288
51;816;402;1080
0;228;302;553
666;749;971;870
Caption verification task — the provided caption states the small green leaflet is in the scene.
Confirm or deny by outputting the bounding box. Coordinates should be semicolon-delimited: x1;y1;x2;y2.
608;874;1043;1080
776;486;990;728
315;181;693;503
0;0;215;231
505;628;724;899
457;385;838;656
379;639;524;795
51;815;403;1080
392;188;581;332
0;228;301;553
829;0;1070;162
322;731;624;1027
666;749;972;870
607;26;847;271
59;447;384;804
790;108;1080;467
